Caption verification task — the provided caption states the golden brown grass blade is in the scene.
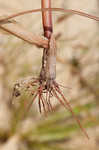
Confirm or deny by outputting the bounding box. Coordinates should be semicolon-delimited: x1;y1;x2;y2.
0;7;98;49
0;21;48;48
0;8;99;22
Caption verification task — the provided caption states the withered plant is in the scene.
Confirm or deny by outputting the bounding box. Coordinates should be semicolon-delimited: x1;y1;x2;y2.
1;0;99;139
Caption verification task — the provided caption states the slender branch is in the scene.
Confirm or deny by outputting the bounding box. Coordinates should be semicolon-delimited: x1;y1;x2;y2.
0;23;48;48
0;8;99;23
0;8;99;49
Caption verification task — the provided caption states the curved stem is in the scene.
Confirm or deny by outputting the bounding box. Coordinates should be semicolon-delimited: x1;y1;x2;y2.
0;8;99;23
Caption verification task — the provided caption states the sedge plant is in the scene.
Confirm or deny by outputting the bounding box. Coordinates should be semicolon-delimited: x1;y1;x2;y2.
1;0;99;139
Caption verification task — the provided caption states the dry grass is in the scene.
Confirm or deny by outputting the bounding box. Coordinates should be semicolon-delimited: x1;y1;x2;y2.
0;0;99;150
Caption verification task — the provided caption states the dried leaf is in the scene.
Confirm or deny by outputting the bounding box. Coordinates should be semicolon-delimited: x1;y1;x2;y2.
0;20;48;48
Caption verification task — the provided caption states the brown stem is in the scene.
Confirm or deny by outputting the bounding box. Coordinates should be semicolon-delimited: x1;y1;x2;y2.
0;23;48;48
41;0;53;39
1;8;99;23
40;0;54;82
0;8;99;49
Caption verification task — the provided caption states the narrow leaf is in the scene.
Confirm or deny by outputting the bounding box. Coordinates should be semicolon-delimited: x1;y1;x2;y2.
0;20;48;48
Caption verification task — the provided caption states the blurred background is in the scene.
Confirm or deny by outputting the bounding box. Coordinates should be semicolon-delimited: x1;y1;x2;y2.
0;0;99;150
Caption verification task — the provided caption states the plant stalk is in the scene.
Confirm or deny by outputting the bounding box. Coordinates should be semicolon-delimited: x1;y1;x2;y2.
40;0;56;85
41;0;53;39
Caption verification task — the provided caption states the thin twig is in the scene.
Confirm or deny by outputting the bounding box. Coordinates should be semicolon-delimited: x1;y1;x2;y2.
0;23;48;48
0;8;99;22
0;8;99;49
